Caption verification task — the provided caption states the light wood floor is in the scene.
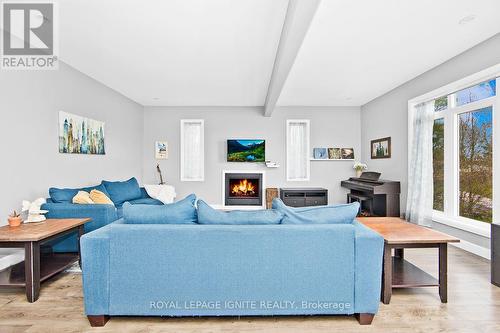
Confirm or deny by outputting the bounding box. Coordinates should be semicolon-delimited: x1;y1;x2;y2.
0;246;499;333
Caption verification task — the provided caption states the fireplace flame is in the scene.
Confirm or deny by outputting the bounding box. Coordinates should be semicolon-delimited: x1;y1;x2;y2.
231;179;255;196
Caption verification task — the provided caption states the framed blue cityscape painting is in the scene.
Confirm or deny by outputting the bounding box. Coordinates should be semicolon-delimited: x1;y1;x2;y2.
58;111;105;154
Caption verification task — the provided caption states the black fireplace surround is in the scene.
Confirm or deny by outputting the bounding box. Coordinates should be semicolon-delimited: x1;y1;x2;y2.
224;173;263;206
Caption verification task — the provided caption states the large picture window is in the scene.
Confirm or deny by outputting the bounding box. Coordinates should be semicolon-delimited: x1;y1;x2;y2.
424;73;498;235
458;107;493;223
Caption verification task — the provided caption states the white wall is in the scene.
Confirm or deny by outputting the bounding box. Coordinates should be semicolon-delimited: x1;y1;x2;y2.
360;33;500;249
143;106;361;205
0;62;144;225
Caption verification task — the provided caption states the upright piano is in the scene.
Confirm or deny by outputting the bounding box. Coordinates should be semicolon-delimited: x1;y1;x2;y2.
341;172;401;217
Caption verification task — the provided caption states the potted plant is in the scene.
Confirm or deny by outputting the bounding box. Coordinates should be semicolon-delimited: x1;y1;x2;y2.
8;210;23;227
353;162;368;178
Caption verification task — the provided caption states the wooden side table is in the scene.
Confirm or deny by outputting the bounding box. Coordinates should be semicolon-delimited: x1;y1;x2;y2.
0;218;91;302
358;217;459;304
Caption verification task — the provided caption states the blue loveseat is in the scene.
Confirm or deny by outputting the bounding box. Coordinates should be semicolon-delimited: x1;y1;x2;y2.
81;199;384;326
42;177;163;252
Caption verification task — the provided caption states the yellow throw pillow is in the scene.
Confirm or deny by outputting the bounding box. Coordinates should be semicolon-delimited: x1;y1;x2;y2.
89;189;114;205
72;191;94;204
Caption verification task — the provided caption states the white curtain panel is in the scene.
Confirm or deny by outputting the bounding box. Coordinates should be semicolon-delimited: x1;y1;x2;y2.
406;101;435;226
182;121;203;180
287;121;309;180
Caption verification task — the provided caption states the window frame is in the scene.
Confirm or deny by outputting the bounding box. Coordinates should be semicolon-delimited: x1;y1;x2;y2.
286;119;311;182
408;64;500;238
180;119;205;182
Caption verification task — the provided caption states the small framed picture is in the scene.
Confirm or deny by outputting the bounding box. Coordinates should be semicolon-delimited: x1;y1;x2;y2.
313;148;328;159
155;141;168;159
328;148;341;159
341;148;355;160
371;137;391;159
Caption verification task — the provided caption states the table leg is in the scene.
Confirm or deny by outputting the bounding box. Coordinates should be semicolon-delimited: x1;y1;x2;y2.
77;225;85;268
24;241;40;303
382;244;392;304
394;248;404;259
439;243;448;303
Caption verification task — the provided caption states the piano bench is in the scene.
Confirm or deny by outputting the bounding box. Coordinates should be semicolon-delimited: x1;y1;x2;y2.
347;193;373;216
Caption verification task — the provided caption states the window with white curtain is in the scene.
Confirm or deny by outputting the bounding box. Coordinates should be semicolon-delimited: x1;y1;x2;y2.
408;66;500;237
180;119;204;181
286;119;310;181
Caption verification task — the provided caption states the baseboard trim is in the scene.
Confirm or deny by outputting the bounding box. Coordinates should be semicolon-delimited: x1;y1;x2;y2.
450;240;490;260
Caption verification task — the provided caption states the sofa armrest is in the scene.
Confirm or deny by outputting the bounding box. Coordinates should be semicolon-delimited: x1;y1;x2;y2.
353;220;384;314
42;203;118;232
81;225;112;315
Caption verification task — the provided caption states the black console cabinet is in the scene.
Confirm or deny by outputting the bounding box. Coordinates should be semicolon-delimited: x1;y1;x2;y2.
492;223;500;287
279;188;328;207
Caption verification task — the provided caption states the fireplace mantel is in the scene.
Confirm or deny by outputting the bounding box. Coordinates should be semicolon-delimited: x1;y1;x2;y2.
221;170;266;209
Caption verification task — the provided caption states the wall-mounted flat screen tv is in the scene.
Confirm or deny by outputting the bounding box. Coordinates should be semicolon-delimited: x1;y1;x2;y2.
227;140;265;162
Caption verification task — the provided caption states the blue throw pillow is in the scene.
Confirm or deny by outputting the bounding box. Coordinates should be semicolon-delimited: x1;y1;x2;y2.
272;198;359;224
49;184;109;203
102;177;142;206
123;194;197;224
197;200;283;225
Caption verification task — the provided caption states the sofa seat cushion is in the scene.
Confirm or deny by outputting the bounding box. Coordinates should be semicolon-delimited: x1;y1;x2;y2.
102;177;142;206
127;198;163;206
197;200;283;225
49;184;109;203
272;198;359;224
123;194;197;224
114;197;163;208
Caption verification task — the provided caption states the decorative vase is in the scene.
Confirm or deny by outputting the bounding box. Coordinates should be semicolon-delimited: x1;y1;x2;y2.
8;216;22;227
356;170;362;178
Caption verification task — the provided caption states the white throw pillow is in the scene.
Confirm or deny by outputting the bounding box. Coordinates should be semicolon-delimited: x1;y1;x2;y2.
144;184;176;204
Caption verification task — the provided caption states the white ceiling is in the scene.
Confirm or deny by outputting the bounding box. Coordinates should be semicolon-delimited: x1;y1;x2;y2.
60;0;288;106
58;0;500;107
277;0;500;106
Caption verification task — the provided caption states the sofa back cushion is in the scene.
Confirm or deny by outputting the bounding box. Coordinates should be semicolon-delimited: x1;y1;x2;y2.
123;194;197;224
272;198;359;224
49;184;109;203
104;223;355;316
102;177;142;206
197;200;283;225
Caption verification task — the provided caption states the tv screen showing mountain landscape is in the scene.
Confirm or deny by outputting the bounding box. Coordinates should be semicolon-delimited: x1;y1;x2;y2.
227;140;265;162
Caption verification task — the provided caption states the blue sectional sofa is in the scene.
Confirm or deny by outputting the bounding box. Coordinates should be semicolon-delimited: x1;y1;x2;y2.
81;199;384;326
42;178;163;252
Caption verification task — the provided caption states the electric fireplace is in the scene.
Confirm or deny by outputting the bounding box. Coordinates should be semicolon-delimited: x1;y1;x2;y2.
224;172;263;206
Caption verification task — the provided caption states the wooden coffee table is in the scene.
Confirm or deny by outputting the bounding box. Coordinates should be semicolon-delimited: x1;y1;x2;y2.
358;217;459;304
0;218;91;302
